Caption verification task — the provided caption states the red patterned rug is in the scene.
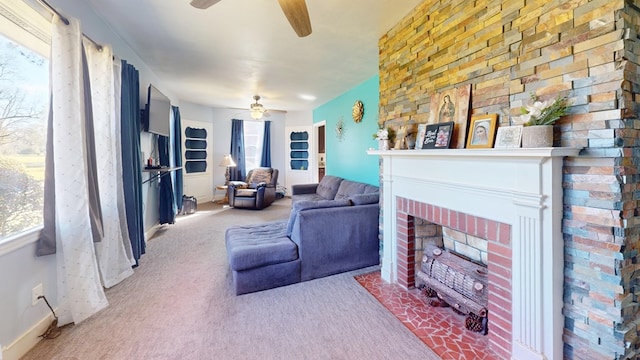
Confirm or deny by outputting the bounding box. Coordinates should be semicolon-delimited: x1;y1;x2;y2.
355;271;500;360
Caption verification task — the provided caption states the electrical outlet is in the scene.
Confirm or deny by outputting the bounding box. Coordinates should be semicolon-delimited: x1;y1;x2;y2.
31;283;43;306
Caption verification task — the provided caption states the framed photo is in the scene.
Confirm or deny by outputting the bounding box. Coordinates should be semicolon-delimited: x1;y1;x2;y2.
494;125;523;148
427;84;472;149
415;124;427;149
466;114;498;149
422;121;454;149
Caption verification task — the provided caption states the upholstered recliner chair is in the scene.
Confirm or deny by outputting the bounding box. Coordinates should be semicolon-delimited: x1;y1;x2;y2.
227;167;279;210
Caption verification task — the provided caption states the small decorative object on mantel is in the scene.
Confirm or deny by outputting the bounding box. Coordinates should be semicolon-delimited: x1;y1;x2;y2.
374;127;390;150
519;94;569;148
393;125;409;150
352;100;364;123
415;124;427;149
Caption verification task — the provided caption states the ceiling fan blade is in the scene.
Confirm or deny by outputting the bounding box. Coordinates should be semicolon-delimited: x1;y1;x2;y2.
277;0;312;37
190;0;222;9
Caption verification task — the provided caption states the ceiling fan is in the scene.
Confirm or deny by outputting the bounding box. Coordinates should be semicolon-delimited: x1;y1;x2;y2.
249;95;271;120
190;0;312;37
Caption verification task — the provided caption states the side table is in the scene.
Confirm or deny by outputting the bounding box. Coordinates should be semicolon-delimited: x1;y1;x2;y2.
214;185;228;204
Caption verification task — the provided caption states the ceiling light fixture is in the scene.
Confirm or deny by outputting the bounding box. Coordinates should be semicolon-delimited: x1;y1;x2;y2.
250;95;266;120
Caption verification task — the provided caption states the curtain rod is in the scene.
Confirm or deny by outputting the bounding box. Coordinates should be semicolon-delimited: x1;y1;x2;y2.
36;0;103;51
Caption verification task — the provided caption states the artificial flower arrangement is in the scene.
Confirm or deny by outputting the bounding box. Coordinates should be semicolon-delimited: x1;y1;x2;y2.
520;93;569;126
374;128;389;140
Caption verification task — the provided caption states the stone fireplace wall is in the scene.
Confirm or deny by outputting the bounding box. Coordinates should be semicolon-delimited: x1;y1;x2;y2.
378;1;639;358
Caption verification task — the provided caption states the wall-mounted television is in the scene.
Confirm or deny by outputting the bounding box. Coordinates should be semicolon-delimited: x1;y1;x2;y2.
142;84;171;137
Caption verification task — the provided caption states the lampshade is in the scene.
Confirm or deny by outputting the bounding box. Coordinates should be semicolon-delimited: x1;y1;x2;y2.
219;154;237;167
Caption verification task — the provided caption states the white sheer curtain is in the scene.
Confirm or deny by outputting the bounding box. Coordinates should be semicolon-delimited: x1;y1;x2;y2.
83;40;135;287
50;14;107;325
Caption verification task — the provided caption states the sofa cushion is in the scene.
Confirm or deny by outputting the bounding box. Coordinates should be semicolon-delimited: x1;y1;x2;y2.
225;220;297;271
334;180;379;200
292;193;327;203
286;199;352;236
349;193;379;205
235;188;258;197
315;175;343;200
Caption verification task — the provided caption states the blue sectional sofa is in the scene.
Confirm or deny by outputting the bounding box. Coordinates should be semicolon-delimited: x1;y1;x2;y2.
225;175;380;295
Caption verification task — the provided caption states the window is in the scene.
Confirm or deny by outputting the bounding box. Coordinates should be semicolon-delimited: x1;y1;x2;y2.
243;120;264;171
0;1;50;241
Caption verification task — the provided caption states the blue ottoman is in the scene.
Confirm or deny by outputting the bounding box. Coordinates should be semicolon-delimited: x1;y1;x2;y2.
225;220;301;295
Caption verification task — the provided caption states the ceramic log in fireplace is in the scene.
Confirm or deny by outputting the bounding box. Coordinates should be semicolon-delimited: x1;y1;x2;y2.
417;244;488;334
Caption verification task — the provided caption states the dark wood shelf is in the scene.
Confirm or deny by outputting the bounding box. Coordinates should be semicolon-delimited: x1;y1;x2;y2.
142;166;182;184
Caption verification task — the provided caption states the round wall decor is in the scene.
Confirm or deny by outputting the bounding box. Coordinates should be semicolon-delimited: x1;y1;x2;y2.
352;100;364;123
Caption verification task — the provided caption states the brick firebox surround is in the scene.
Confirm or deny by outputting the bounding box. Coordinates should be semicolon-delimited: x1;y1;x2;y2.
395;197;512;358
377;1;640;358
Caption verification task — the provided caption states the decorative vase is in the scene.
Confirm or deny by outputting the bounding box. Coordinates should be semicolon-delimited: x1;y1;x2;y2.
521;125;553;148
378;139;390;150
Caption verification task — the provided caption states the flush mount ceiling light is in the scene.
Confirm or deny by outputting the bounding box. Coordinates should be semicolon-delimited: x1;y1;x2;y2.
250;95;270;120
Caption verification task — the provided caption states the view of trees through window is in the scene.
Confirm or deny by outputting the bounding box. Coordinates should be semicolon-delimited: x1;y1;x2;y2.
0;34;49;239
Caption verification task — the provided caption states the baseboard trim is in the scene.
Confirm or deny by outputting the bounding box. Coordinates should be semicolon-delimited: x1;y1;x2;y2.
2;313;54;360
144;224;159;242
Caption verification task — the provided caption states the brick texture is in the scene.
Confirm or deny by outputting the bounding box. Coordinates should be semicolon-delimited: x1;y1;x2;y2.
396;197;511;357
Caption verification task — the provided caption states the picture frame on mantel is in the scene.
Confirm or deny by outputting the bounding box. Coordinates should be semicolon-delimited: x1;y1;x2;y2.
421;122;454;149
494;125;524;148
466;114;498;149
427;84;471;149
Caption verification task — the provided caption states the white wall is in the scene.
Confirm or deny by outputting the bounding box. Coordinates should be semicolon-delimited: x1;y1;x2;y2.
286;110;313;127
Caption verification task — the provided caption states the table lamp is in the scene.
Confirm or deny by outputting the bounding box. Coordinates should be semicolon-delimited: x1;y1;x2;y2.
219;154;237;185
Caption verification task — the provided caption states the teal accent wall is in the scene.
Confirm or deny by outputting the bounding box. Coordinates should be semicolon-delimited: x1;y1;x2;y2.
313;75;380;186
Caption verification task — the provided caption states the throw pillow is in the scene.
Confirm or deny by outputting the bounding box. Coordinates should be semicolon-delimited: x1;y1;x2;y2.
286;199;351;236
247;168;272;184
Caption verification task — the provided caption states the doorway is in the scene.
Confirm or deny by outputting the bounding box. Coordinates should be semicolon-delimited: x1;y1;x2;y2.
313;121;326;182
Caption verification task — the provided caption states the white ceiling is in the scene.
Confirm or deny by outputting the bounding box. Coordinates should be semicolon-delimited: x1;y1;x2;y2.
85;0;422;112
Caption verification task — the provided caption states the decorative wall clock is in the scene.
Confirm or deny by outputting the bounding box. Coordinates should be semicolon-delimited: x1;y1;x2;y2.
352;100;364;123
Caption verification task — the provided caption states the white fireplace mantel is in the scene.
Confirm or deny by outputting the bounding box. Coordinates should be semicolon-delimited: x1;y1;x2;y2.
368;147;581;360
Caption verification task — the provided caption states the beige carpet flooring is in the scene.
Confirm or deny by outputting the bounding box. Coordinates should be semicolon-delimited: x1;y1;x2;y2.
22;198;440;360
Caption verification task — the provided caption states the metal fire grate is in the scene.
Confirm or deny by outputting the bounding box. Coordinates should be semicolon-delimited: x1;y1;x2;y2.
417;244;489;334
